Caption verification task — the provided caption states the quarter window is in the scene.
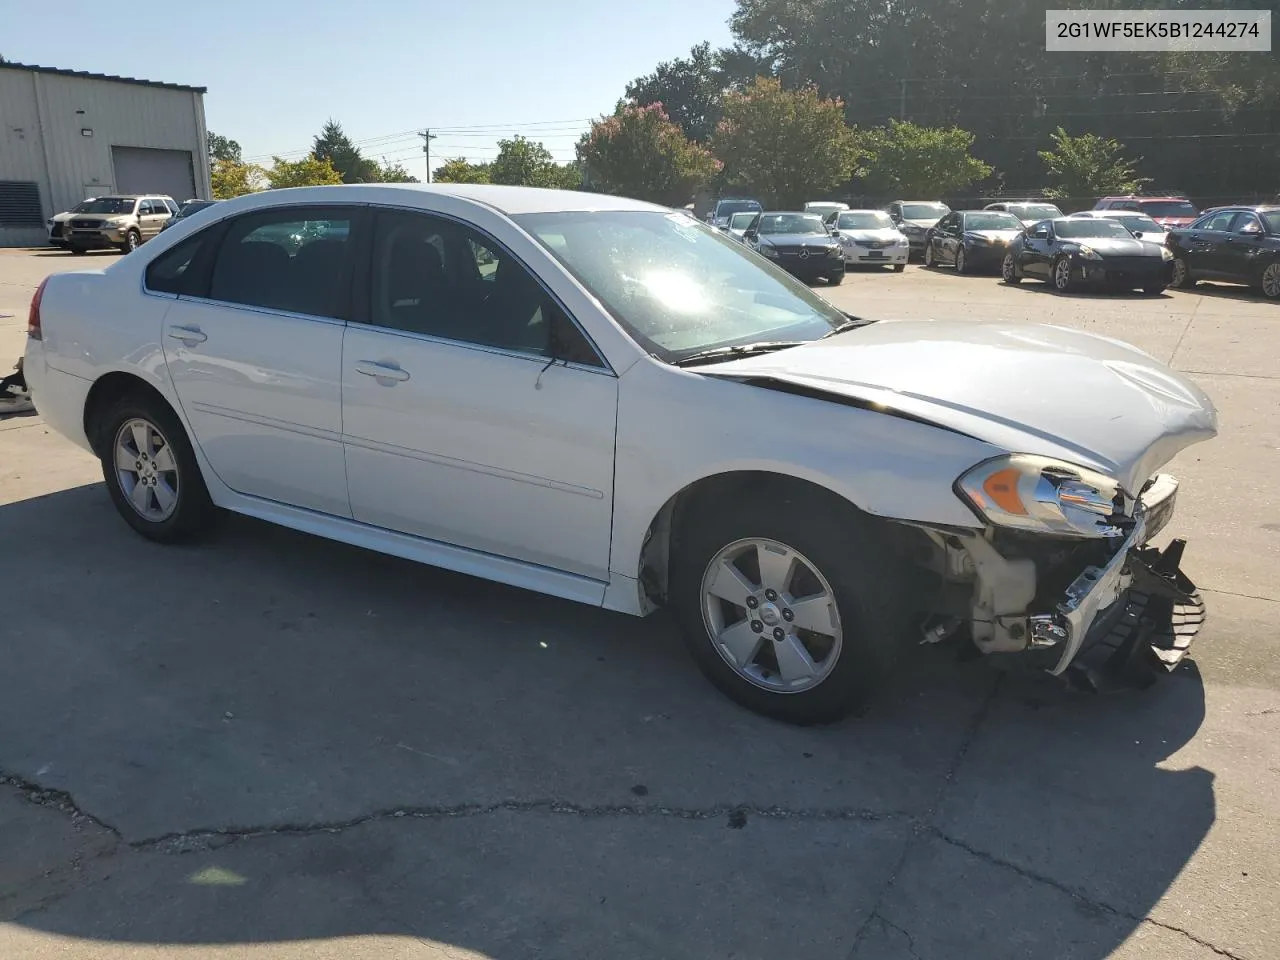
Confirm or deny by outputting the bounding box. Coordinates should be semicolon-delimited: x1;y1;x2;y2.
145;233;207;295
367;209;601;365
207;208;357;319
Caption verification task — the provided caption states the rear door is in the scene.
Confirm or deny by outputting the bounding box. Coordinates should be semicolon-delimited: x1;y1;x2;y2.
156;203;365;517
137;199;165;239
934;213;960;263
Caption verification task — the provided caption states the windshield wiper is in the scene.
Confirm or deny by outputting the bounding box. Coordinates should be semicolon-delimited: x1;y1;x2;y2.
673;341;808;367
821;313;877;338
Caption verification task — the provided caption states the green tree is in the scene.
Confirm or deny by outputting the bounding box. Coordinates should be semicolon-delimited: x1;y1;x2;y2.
207;131;242;164
265;155;343;189
489;135;578;189
858;119;992;197
577;103;720;206
432;158;492;183
1038;127;1149;200
312;119;381;183
211;158;264;198
626;41;725;143
710;76;859;207
376;160;419;183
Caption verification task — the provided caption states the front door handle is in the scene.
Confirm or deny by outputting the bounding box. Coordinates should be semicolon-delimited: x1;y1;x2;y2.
166;325;206;344
354;360;410;382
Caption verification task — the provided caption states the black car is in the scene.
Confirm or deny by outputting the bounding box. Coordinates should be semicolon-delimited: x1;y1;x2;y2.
159;198;221;231
744;211;845;285
1166;206;1280;299
1001;217;1174;294
923;210;1024;273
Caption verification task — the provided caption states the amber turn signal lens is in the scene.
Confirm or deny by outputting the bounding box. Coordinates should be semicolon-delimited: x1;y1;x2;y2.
982;467;1027;515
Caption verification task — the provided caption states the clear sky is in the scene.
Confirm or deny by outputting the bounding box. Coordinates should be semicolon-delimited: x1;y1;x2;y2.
0;0;735;176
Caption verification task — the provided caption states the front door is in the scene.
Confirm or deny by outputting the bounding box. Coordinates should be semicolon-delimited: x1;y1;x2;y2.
341;207;618;582
1181;209;1236;278
159;204;363;517
1021;221;1054;278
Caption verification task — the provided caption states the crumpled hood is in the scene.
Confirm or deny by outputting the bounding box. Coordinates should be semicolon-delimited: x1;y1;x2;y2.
700;319;1218;493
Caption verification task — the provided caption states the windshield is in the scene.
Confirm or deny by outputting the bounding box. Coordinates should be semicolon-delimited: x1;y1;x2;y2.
1110;214;1161;232
837;211;894;230
1054;219;1134;239
963;212;1022;231
513;210;847;363
757;213;828;235
1006;203;1062;220
79;197;135;214
901;203;949;219
728;212;758;230
1138;200;1198;218
715;200;760;219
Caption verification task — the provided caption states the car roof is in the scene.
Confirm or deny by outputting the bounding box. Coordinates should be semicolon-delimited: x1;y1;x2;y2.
1099;195;1190;202
834;208;892;215
1074;210;1159;219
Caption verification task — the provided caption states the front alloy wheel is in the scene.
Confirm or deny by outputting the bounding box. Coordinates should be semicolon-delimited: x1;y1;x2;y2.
1001;252;1021;283
122;230;141;253
1261;262;1280;299
1053;257;1074;292
701;538;843;695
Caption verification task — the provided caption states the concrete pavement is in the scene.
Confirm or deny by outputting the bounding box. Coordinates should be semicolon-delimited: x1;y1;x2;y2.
1;250;1276;958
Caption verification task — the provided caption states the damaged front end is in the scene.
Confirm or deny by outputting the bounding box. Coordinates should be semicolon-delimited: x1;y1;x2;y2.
914;470;1204;691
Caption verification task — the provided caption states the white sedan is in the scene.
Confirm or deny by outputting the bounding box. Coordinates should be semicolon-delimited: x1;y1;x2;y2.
827;209;910;270
23;184;1218;724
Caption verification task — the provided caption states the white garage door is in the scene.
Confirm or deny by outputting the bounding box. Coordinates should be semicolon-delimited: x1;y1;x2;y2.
112;146;197;203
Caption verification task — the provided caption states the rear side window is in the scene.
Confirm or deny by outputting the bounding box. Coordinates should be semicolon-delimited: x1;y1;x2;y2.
145;233;208;295
208;207;359;319
1198;210;1237;231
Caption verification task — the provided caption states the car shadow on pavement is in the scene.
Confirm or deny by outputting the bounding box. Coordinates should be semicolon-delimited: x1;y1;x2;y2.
999;280;1173;301
0;483;1213;959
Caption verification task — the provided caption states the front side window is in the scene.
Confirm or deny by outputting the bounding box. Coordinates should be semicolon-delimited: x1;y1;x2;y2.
1261;212;1280;234
368;209;601;365
208;207;357;319
1231;213;1263;234
138;200;155;215
1197;210;1237;232
514;210;848;364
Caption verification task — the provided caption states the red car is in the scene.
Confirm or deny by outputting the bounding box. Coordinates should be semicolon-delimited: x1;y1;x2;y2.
1093;196;1200;229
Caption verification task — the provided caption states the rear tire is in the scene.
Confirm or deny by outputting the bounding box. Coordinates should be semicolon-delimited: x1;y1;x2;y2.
70;246;87;256
670;490;912;725
1143;283;1167;295
97;393;215;544
1260;262;1280;299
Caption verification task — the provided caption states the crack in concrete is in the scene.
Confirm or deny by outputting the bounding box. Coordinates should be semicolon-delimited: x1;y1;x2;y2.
0;773;121;840
871;911;925;959
128;800;914;853
932;829;1249;959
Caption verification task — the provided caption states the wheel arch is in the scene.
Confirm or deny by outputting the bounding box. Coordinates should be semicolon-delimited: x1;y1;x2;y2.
632;469;931;614
82;370;181;459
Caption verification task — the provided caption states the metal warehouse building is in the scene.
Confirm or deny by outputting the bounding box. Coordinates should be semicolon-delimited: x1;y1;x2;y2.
0;62;211;247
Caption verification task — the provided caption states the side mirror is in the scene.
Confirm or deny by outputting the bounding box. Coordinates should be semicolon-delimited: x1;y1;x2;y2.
1032;229;1049;239
744;229;758;241
1133;231;1144;238
830;229;841;237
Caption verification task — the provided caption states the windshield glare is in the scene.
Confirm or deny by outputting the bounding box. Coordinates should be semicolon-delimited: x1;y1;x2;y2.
901;203;948;219
758;214;827;235
79;197;134;214
1139;200;1198;218
1007;204;1062;219
1055;219;1134;239
514;211;846;363
964;213;1022;231
837;212;894;230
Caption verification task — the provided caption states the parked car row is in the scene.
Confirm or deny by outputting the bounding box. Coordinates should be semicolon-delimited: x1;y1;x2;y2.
46;196;220;254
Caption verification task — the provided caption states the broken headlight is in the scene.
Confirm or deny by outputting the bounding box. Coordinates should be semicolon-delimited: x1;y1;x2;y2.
956;454;1125;538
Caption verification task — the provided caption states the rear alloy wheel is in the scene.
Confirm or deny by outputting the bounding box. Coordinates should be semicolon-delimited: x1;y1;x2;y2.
1170;257;1195;289
1053;256;1075;292
1001;252;1021;283
955;246;968;274
671;493;911;725
99;394;215;543
1261;262;1280;299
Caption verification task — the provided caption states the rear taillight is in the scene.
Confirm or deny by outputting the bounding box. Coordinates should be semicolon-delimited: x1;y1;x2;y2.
28;276;49;340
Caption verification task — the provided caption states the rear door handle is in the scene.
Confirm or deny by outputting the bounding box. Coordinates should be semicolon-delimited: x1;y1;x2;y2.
354;360;410;382
166;325;206;344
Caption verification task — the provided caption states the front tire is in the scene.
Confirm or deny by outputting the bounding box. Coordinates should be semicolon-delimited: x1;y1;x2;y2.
827;271;844;286
892;263;906;273
923;241;936;268
1143;283;1167;295
120;229;141;254
1052;256;1075;293
670;491;911;725
1170;257;1195;289
98;393;215;543
954;245;968;274
1001;252;1021;283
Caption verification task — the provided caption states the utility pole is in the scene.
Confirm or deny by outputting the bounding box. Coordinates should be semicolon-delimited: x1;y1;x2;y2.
419;129;437;182
899;79;907;120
